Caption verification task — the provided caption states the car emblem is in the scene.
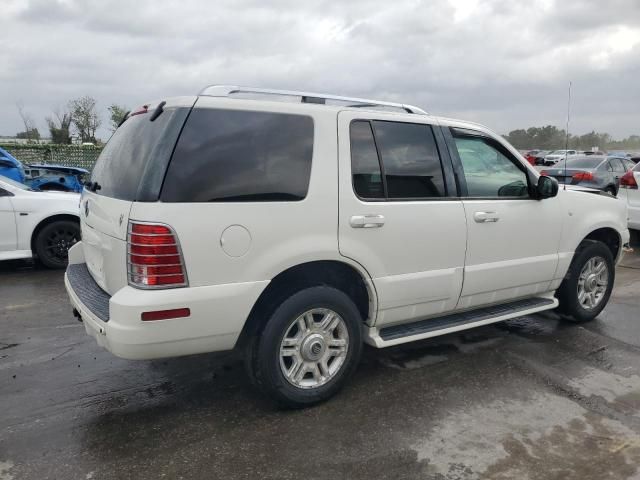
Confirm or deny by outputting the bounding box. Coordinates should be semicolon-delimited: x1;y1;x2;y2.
84;200;89;217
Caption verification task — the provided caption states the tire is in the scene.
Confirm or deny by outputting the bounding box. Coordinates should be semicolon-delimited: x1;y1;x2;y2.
248;286;363;408
556;241;615;322
605;186;617;196
34;220;80;269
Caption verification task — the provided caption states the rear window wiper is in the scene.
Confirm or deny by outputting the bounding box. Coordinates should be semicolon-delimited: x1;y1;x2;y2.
149;101;166;122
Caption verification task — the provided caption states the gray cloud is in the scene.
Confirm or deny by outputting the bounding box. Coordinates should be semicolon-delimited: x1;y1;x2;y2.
1;0;639;141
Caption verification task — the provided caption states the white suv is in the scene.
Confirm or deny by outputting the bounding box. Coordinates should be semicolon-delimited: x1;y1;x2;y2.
65;86;630;407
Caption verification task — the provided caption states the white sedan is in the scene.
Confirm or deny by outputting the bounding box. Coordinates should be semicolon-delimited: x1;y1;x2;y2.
620;162;640;231
0;176;81;268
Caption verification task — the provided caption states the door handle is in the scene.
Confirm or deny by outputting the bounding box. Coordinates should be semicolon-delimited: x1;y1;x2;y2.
350;214;385;228
474;211;499;223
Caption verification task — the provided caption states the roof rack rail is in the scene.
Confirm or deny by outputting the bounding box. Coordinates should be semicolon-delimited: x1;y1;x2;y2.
198;85;428;115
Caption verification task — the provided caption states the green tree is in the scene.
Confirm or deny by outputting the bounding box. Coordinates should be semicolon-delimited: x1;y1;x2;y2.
46;108;72;144
69;96;101;143
108;104;128;132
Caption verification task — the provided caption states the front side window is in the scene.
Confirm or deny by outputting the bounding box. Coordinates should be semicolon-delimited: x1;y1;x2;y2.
453;135;529;198
161;109;314;202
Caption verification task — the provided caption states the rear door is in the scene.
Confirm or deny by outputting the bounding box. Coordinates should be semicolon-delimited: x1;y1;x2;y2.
444;127;563;310
82;98;194;294
338;111;467;327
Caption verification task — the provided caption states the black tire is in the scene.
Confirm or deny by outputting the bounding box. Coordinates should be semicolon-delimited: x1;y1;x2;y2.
605;186;617;196
248;286;363;408
556;241;615;322
34;220;80;269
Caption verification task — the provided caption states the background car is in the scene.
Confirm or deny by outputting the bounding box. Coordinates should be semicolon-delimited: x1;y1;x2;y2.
0;146;88;193
540;155;634;195
523;149;541;165
619;162;640;231
543;149;579;165
0;175;80;268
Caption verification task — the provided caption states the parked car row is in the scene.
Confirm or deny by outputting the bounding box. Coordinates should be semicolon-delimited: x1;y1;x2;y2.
524;149;640;167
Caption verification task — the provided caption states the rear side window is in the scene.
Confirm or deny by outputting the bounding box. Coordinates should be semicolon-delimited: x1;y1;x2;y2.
91;107;190;201
350;121;383;199
161;109;314;202
349;120;446;200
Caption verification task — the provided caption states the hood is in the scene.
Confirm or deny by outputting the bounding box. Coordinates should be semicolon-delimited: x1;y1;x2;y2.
27;164;89;175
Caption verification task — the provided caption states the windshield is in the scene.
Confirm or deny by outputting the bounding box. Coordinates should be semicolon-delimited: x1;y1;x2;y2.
554;157;603;169
0;176;32;191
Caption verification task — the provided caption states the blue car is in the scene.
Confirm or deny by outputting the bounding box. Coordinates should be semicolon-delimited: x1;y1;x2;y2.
0;146;88;192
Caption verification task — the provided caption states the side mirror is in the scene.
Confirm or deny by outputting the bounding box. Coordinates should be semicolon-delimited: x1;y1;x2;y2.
536;175;559;199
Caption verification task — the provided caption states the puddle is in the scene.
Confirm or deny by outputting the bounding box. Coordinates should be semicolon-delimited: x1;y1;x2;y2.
412;392;640;479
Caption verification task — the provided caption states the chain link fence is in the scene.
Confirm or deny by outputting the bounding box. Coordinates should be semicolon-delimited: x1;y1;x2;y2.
0;144;103;172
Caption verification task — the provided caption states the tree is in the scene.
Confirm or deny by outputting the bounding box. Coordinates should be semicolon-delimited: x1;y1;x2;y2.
46;107;72;144
68;96;101;143
108;104;128;132
16;102;40;141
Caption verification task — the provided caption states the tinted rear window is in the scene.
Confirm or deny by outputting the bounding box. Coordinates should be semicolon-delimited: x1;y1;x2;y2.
161;109;314;202
90;107;190;201
555;157;604;169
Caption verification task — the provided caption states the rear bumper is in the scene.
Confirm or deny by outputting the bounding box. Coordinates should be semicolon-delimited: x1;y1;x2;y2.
64;243;268;360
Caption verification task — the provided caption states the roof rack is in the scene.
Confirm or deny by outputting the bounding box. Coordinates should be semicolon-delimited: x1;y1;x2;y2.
198;85;428;115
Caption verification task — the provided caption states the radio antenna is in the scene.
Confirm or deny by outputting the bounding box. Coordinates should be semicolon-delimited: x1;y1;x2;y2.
563;81;572;190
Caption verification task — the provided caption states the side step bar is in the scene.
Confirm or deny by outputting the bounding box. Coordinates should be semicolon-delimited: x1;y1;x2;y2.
365;297;558;348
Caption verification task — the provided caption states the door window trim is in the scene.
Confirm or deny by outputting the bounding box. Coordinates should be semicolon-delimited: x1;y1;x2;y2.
348;118;456;202
445;126;536;201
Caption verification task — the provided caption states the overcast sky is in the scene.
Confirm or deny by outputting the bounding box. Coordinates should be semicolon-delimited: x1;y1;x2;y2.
1;0;639;140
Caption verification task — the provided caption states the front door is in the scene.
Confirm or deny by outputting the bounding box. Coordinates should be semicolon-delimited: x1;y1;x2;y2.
337;111;467;327
444;127;563;309
0;189;17;252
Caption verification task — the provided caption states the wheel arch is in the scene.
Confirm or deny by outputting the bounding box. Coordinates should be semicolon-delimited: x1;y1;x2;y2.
578;227;622;261
31;214;80;253
236;259;376;349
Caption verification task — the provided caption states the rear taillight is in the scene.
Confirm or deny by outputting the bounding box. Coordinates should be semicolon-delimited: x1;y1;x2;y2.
127;221;188;288
620;171;638;189
573;171;594;182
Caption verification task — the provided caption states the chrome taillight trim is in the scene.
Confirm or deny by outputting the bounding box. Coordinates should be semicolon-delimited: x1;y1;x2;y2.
126;220;189;290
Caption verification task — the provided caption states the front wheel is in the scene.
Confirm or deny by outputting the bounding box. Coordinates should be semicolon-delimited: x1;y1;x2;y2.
557;241;615;322
248;286;363;408
34;220;80;269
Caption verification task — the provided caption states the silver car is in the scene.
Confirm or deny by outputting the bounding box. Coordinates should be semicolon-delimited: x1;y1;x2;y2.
541;155;635;195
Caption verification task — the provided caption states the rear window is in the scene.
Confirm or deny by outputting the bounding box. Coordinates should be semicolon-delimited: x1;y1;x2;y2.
90;107;190;201
555;157;603;169
160;108;314;202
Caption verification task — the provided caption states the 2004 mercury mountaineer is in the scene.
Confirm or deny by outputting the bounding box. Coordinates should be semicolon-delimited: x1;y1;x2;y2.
65;86;630;407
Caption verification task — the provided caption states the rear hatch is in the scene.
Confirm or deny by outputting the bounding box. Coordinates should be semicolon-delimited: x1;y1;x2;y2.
81;97;194;295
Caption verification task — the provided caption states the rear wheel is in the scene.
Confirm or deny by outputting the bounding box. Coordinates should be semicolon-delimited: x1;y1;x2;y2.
605;186;617;196
557;241;614;322
34;220;80;269
248;286;363;408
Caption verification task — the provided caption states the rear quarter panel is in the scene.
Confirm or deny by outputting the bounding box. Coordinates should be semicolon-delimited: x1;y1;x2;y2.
129;100;347;288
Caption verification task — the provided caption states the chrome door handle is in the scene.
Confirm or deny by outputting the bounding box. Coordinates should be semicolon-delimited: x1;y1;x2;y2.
473;211;499;223
350;214;385;228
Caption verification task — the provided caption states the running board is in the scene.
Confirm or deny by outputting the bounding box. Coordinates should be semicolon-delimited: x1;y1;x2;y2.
365;297;558;348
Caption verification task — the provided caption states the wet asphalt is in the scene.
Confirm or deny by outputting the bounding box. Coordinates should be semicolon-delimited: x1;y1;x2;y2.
1;248;640;479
